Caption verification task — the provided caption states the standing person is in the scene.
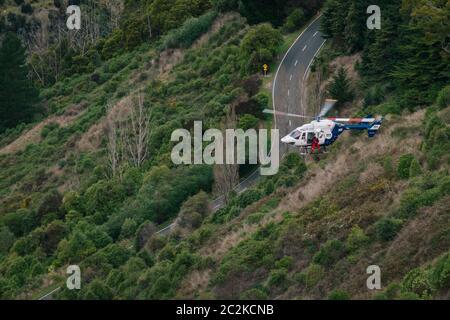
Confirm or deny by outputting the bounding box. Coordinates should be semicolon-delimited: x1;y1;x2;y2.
311;135;320;153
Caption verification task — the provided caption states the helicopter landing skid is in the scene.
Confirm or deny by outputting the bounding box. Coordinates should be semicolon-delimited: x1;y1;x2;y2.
299;146;329;155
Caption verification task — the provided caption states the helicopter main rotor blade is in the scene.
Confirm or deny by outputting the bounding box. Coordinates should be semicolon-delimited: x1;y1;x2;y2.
318;99;338;118
263;109;313;119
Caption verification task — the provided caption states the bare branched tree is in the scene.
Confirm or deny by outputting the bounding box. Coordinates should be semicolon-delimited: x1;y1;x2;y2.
107;94;151;176
214;108;239;203
108;0;125;30
125;94;150;167
107;114;120;177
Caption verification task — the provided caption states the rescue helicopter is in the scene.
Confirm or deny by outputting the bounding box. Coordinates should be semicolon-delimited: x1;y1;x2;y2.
263;99;383;154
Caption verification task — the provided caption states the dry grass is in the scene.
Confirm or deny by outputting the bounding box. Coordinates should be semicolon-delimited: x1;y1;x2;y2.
329;53;362;82
177;270;211;298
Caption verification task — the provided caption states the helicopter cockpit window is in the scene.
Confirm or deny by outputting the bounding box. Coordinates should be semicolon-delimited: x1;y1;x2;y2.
289;130;301;139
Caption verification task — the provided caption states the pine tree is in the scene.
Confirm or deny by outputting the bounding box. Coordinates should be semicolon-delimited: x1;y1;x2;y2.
0;32;39;132
320;0;348;44
360;16;399;84
344;0;367;53
328;67;354;104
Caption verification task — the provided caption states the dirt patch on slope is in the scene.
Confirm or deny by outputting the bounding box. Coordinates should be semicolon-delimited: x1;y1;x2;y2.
329;53;362;82
0;103;86;155
76;96;133;152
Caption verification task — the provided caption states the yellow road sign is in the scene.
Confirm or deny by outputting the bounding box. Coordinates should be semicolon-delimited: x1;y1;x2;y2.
263;64;268;71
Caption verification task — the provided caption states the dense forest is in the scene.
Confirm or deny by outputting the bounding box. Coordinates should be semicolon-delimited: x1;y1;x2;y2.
0;0;449;300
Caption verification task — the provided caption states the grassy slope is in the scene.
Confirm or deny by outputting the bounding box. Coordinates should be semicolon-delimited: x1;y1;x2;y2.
169;106;450;300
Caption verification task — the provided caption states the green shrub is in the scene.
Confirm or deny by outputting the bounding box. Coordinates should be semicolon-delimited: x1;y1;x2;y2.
162;11;217;49
239;114;259;130
0;227;15;254
120;218;138;239
240;288;268;300
313;240;347;267
346;226;369;252
283;8;305;33
84;279;114;299
328;289;350;300
383;155;395;177
429;253;450;290
275;256;294;270
41;123;60;138
263;180;275;195
83;179;125;215
398;176;446;218
234;189;263;209
283;152;303;170
240;23;283;73
409;158;422;178
267;268;288;288
253;92;269;110
397;154;415;179
301;264;325;288
1;209;38;237
364;84;385;107
246;212;265;225
436;85;450;110
375;217;403;242
401;268;433;299
177;191;210;230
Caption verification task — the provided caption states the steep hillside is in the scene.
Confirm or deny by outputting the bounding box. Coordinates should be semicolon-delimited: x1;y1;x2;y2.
0;0;448;301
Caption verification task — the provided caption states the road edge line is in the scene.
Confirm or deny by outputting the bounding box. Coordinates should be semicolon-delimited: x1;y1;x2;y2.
272;13;323;130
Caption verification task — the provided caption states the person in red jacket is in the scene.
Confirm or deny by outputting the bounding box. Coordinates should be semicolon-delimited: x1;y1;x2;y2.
311;135;320;153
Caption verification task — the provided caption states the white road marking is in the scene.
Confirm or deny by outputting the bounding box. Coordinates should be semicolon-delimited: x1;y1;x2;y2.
288;89;290;96
313;31;318;37
294;60;298;66
302;45;307;51
302;40;326;82
290;74;293;81
289;120;292;126
272;14;322;130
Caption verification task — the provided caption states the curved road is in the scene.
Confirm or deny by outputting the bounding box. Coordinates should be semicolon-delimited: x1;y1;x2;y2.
38;15;325;300
273;15;325;156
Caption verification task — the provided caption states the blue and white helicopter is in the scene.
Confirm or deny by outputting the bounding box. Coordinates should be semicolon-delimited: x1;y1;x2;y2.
264;99;383;154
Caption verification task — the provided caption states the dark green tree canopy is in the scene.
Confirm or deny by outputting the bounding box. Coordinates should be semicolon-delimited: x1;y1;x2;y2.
0;32;39;132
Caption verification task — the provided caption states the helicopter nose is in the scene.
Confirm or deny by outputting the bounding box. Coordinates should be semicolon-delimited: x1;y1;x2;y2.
281;135;291;144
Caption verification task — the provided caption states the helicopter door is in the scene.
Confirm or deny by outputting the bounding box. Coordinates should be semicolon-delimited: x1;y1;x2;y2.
298;132;306;146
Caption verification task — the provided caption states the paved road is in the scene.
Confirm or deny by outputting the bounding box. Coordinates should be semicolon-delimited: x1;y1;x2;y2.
37;16;325;300
273;15;326;156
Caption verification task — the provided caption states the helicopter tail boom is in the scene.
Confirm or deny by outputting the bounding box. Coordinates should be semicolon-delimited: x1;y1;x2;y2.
330;117;383;138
